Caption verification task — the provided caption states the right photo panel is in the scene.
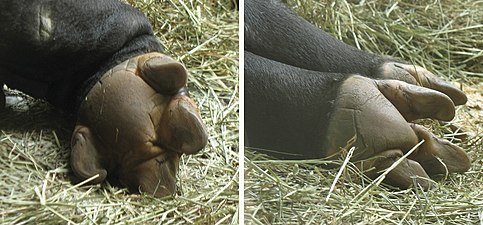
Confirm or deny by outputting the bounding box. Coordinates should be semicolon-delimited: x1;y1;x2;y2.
244;0;482;223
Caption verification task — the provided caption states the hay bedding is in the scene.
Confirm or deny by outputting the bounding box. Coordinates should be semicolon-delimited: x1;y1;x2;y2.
245;0;482;224
0;0;238;224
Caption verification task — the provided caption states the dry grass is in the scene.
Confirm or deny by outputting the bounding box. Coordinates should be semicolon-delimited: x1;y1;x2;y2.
244;0;482;224
0;0;238;224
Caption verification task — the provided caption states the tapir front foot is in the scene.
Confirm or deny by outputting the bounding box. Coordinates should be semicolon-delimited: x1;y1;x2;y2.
327;75;470;189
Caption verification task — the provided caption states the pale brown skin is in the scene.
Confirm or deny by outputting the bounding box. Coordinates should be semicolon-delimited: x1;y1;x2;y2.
70;52;208;197
326;64;470;189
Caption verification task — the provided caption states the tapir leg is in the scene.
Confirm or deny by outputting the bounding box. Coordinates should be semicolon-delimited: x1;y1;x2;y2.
245;0;385;76
245;51;349;159
359;149;433;190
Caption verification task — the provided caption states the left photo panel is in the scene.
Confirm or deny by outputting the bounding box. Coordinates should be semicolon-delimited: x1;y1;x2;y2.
0;0;239;223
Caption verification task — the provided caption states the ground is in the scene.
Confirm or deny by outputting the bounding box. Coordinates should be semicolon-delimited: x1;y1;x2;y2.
0;0;239;224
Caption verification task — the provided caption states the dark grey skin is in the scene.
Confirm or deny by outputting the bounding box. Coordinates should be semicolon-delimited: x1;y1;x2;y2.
0;0;208;197
0;0;163;109
245;0;470;189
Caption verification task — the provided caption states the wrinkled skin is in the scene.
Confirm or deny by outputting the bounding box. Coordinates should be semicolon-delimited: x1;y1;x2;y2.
70;52;208;197
326;66;470;189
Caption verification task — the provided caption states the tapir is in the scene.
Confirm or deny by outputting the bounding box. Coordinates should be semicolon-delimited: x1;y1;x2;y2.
0;0;208;197
245;0;471;189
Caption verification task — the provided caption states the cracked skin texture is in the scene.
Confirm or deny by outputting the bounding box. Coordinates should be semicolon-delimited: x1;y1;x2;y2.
324;75;470;189
325;75;419;160
325;73;462;161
